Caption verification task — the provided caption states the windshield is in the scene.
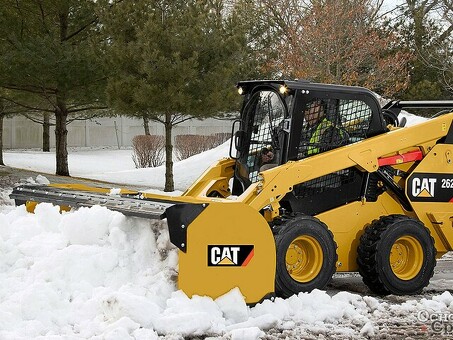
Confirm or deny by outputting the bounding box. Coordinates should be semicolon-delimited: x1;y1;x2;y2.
239;89;289;183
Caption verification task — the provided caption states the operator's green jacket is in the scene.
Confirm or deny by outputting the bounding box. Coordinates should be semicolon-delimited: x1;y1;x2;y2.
307;118;346;155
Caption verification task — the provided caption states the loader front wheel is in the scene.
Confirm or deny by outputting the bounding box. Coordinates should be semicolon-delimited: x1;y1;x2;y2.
357;215;436;295
275;215;337;298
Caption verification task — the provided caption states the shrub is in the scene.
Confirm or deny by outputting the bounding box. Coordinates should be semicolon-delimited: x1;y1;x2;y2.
131;135;165;168
174;133;230;160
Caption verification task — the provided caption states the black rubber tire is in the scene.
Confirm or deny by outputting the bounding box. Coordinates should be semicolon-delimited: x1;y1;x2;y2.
274;215;337;298
357;215;436;295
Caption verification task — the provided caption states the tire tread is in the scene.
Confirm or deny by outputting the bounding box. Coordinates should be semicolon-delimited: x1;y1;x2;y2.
357;214;436;295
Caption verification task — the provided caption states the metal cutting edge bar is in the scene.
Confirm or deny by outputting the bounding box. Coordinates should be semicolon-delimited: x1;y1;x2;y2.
9;185;174;219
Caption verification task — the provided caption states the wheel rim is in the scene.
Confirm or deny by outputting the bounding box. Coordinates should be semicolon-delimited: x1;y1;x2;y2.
285;235;323;283
389;235;424;280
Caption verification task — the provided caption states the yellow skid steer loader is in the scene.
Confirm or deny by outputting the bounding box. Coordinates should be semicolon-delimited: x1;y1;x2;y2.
11;80;453;304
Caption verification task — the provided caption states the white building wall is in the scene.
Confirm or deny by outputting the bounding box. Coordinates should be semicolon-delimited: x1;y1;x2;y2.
3;116;233;149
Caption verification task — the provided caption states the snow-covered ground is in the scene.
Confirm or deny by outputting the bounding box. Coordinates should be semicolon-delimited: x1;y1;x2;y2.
3;142;230;192
2;112;453;339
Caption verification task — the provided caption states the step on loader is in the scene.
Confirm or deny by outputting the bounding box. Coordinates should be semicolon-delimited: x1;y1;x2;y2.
10;80;453;304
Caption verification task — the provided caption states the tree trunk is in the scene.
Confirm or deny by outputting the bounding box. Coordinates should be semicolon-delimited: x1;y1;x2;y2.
164;112;174;191
0;113;4;166
54;8;70;176
55;96;70;176
43;112;50;152
143;115;150;135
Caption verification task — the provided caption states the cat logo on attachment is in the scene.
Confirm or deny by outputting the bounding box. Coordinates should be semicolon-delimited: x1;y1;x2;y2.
208;245;254;267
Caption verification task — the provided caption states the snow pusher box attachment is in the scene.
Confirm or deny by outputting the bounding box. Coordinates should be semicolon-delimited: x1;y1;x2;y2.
11;80;453;304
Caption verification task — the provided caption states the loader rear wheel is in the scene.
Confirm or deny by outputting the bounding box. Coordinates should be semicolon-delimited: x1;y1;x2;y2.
357;215;436;295
275;215;337;298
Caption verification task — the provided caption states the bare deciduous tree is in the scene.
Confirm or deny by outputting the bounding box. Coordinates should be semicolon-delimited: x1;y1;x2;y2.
259;0;412;96
402;0;452;96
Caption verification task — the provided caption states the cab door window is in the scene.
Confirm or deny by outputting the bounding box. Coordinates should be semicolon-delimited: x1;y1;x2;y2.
243;90;286;182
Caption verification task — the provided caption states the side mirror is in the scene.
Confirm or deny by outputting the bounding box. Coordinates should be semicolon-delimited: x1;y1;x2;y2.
229;119;244;159
382;108;401;127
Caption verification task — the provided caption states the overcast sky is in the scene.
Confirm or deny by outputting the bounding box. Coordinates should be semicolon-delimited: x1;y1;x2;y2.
381;0;405;14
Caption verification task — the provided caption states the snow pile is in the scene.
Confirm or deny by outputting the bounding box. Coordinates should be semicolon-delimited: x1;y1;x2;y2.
0;190;14;211
1;203;453;339
0;203;176;339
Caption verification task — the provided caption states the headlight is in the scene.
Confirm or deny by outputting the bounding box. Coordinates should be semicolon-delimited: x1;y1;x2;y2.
279;85;288;95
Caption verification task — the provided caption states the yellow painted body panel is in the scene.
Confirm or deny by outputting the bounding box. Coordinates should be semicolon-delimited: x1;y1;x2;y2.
182;158;235;198
178;201;275;304
405;144;453;255
25;201;38;213
26;199;70;213
315;192;409;271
